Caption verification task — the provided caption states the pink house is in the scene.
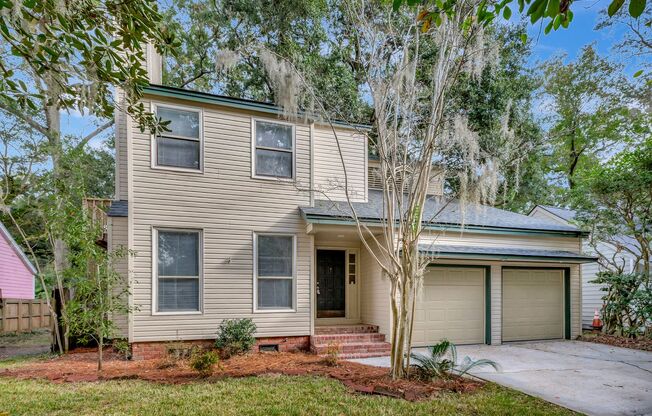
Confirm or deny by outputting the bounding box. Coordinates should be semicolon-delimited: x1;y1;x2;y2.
0;221;36;300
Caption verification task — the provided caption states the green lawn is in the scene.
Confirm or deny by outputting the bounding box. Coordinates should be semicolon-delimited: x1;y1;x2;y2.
0;372;577;416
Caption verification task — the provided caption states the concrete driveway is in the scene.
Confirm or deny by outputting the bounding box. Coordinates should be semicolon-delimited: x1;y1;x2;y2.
351;340;652;416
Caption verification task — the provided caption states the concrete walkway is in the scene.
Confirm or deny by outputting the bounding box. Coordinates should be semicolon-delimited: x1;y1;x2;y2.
351;340;652;416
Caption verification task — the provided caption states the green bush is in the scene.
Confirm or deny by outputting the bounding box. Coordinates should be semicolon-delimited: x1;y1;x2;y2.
215;318;257;358
190;350;219;376
112;338;131;360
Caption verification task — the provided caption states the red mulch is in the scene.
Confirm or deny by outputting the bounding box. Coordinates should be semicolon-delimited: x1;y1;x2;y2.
580;333;652;352
0;348;482;401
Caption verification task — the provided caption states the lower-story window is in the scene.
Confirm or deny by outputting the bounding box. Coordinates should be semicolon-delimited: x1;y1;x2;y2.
255;233;295;311
155;228;202;313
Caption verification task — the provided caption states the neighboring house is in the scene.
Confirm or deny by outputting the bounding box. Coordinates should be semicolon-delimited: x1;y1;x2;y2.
106;48;596;359
528;205;639;329
0;221;36;300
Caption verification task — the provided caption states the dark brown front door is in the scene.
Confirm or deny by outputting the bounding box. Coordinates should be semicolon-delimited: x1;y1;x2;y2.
317;250;346;318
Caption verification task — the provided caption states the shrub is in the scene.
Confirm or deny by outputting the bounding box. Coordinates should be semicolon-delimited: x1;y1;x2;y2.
322;342;340;366
215;318;257;358
112;339;131;360
410;339;500;380
190;350;219;376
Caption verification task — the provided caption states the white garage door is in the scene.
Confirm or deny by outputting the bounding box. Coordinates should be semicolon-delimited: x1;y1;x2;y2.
503;269;564;342
412;267;485;346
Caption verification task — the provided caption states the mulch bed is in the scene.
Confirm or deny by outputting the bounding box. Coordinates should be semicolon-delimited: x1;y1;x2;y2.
0;348;482;401
579;333;652;352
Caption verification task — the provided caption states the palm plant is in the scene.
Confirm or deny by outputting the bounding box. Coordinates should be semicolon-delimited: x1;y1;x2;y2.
410;339;501;379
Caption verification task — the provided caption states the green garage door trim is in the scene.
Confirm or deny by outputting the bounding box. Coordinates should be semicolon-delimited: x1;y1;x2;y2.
427;265;491;345
502;266;571;341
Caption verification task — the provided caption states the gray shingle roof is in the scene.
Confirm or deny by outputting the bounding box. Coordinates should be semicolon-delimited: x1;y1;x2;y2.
301;190;582;234
107;200;128;217
418;244;596;262
537;205;577;222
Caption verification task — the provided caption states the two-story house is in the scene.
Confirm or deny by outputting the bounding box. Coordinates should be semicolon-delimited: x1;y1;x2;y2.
107;48;595;359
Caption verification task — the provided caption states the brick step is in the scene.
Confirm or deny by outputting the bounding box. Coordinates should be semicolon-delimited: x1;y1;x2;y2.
338;351;392;359
314;325;379;335
311;341;392;355
311;333;387;344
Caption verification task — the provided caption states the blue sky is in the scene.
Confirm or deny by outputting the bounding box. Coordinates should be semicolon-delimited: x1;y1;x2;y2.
519;0;646;74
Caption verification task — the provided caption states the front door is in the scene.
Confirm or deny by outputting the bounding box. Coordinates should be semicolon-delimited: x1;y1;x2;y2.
317;250;346;318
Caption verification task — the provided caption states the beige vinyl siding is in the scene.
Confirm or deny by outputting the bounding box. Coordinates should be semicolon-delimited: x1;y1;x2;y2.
129;96;315;342
490;265;502;345
313;126;367;202
580;241;635;327
108;217;129;338
114;90;129;200
359;241;391;337
419;231;580;252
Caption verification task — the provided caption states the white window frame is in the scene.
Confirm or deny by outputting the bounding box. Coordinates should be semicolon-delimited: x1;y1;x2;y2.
151;102;204;173
251;117;296;181
253;232;297;313
152;227;204;315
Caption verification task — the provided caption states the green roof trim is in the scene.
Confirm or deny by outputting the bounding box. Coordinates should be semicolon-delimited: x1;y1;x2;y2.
302;214;589;238
432;252;595;263
143;84;371;130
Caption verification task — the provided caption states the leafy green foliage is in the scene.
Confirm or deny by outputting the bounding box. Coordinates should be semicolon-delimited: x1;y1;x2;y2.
190;350;220;376
592;272;652;337
395;0;648;34
215;318;257;358
0;0;176;132
410;339;501;379
540;46;645;192
161;0;371;124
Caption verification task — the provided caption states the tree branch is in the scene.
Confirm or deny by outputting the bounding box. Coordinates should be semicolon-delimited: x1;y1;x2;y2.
74;120;114;151
0;101;51;140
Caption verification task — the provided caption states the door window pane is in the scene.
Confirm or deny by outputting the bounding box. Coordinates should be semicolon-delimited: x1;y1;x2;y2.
257;279;292;309
156;137;200;169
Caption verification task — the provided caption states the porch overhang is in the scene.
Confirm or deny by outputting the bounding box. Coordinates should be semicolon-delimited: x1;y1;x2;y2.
418;244;598;264
301;213;588;238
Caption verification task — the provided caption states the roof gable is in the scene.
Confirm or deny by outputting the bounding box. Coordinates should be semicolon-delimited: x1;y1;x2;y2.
0;221;37;275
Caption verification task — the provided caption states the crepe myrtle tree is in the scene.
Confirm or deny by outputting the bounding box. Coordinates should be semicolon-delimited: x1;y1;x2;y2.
213;0;522;378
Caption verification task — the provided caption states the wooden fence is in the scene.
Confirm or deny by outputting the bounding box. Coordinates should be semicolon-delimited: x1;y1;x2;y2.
0;298;52;333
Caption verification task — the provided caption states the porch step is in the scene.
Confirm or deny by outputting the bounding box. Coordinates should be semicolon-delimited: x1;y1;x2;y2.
311;341;392;355
314;324;379;335
311;324;390;359
312;333;387;344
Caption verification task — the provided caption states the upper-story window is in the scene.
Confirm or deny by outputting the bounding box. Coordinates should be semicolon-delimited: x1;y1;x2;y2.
253;120;294;179
154;104;202;171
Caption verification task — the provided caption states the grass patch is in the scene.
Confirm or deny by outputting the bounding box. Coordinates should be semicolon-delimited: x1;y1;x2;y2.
0;329;51;347
0;375;578;415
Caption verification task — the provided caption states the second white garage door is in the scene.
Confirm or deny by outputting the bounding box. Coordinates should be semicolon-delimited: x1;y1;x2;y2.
503;269;564;342
412;267;485;346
